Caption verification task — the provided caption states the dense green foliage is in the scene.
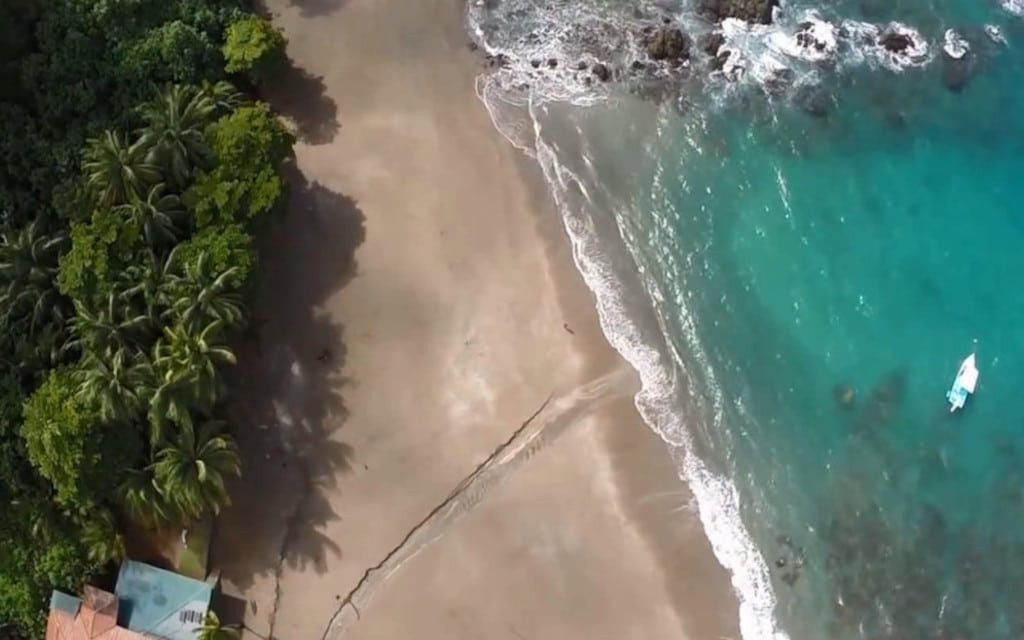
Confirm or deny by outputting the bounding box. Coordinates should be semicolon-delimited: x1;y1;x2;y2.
222;16;287;80
0;1;294;636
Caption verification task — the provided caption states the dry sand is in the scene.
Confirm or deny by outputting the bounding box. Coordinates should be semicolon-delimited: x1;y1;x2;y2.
210;0;741;638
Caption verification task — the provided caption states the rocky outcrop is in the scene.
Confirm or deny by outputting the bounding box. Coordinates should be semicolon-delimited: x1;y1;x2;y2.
484;53;509;68
646;27;690;61
879;28;913;53
697;0;780;25
698;31;726;57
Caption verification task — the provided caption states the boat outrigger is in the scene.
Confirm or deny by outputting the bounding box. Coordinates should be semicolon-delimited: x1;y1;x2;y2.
946;353;979;412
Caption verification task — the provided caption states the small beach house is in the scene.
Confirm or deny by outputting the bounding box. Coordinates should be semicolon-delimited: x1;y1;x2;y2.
45;559;213;640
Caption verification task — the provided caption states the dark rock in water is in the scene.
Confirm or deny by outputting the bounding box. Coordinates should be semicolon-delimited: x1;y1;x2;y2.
943;56;971;93
709;48;731;72
833;383;856;409
763;67;794;96
879;28;913;53
697;0;779;25
576;60;588;71
699;31;727;57
547;58;558;68
485;53;509;68
873;369;907;404
631;59;648;71
794;85;831;117
530;59;542;68
647;27;691;61
592;62;611;82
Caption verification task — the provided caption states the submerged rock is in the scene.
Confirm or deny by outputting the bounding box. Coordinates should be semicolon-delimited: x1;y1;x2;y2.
646;26;691;61
591;62;611;81
833;383;856;409
943;56;971;92
763;67;795;96
873;369;907;404
697;0;780;25
794;84;832;118
942;30;973;93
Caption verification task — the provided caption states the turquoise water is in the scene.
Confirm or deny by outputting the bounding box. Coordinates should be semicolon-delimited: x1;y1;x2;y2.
471;1;1024;637
664;60;1024;638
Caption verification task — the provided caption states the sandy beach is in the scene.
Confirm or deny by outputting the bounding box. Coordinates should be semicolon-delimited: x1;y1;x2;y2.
209;0;741;638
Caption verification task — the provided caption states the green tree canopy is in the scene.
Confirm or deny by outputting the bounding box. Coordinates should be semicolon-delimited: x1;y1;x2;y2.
21;368;141;507
222;16;287;80
189;103;294;230
152;419;240;521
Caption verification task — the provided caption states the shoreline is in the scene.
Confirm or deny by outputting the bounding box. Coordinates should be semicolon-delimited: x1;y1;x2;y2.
211;0;741;638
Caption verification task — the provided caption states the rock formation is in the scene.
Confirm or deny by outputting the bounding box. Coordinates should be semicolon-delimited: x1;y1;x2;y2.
697;0;780;25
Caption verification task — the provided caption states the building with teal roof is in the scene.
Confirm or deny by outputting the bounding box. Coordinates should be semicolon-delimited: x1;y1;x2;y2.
113;559;213;640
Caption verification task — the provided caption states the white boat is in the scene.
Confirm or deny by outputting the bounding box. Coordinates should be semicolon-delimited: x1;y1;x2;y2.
946;353;979;412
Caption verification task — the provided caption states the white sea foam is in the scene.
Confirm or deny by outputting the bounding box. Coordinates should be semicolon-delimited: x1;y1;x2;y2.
769;12;839;65
985;24;1007;44
943;29;970;59
474;58;792;638
528;107;789;640
839;21;932;71
1001;0;1024;16
464;2;942;638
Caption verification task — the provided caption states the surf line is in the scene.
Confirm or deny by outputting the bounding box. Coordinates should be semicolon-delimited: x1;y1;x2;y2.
320;366;636;639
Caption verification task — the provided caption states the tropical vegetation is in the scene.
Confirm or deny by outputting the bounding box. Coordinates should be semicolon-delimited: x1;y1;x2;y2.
0;1;289;637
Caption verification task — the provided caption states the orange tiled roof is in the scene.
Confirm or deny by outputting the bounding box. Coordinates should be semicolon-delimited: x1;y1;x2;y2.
44;588;157;640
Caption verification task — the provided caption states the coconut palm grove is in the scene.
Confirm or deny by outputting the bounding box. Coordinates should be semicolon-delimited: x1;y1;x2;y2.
0;1;293;635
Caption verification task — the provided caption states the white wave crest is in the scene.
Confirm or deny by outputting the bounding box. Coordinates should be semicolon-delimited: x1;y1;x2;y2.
1001;0;1024;16
985;24;1007;44
943;29;969;59
475;76;792;639
770;12;839;65
840;21;932;72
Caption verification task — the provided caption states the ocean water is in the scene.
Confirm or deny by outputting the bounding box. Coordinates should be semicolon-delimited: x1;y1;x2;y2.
470;0;1024;638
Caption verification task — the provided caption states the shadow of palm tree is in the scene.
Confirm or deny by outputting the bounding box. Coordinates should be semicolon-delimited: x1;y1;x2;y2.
286;0;348;17
263;57;340;145
210;174;365;598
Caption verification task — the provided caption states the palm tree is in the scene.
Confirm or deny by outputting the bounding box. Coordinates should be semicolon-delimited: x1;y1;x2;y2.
115;183;185;247
118;465;180;527
0;218;69;334
195;611;240;640
202;80;246;116
77;509;126;566
71;293;153;356
118;246;182;322
137;85;216;188
153;319;236;413
152;420;240;520
169;252;244;332
74;348;154;424
82;130;162;207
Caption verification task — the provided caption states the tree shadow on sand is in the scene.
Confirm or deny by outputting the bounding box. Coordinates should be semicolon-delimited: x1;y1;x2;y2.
210;172;366;606
286;0;347;18
263;57;340;146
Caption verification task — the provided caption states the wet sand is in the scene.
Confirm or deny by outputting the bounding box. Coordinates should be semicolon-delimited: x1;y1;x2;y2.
209;0;741;638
